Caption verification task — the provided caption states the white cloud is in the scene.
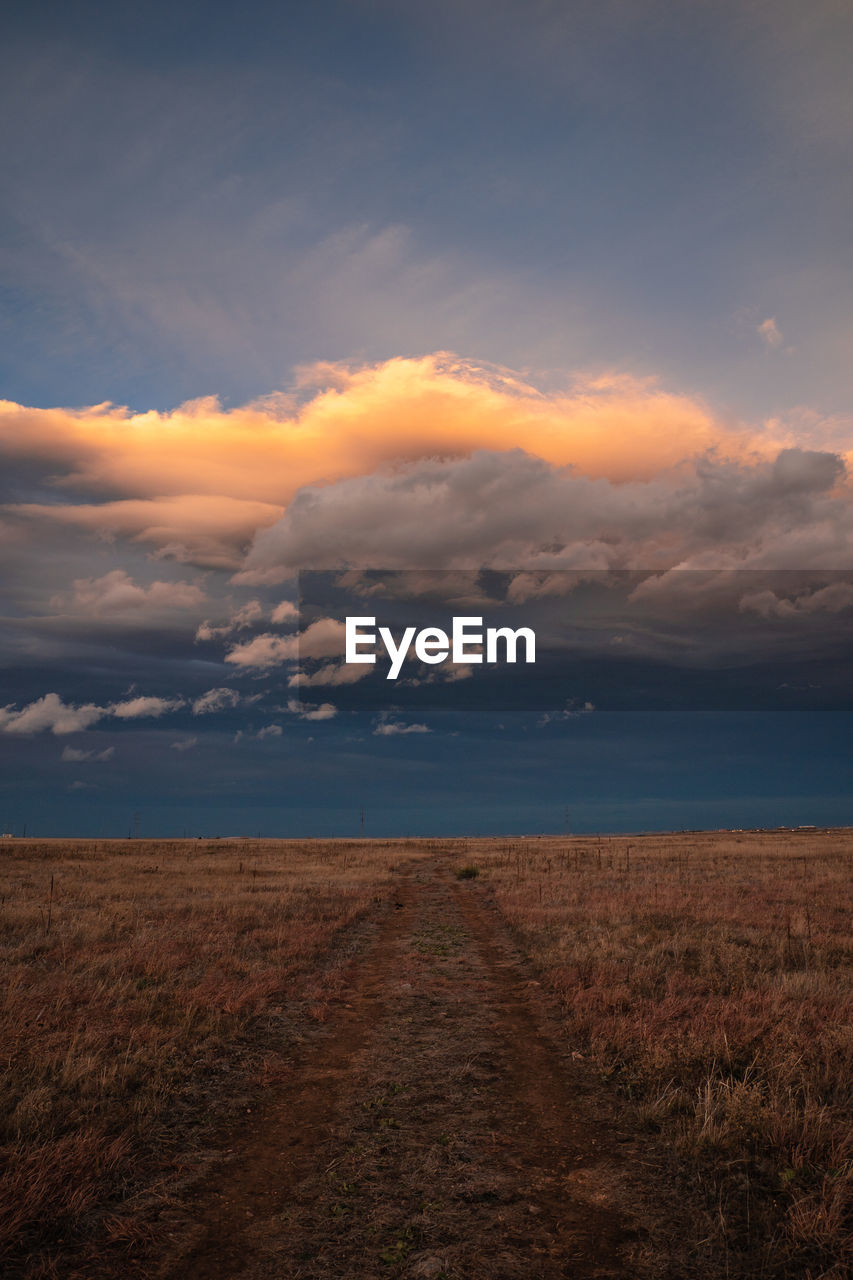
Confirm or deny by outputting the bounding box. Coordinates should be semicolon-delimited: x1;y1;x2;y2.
256;723;283;738
0;693;105;736
225;617;345;669
286;698;337;721
56;569;205;616
195;599;264;641
270;599;298;623
231;599;264;628
373;714;431;736
195;620;226;641
225;632;296;669
111;695;184;719
191;687;242;715
1;690;186;735
170;736;198;751
297;618;348;658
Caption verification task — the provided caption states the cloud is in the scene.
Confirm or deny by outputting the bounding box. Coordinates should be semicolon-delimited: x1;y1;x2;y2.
2;355;814;577
195;621;223;641
170;736;198;752
334;568;497;609
0;356;749;502
233;722;286;742
270;600;298;623
195;599;264;641
196;599;297;642
404;660;474;687
442;664;473;682
55;569;205;617
3;357;852;660
225;633;296;669
111;695;184;719
538;700;595;727
740;582;853;618
224;617;345;669
0;693;105;735
0;691;189;735
373;712;431;736
287;661;371;687
10;496;283;570
192;687;242;715
758;317;783;349
61;745;115;762
286;698;337;721
240;445;850;578
296;617;348;657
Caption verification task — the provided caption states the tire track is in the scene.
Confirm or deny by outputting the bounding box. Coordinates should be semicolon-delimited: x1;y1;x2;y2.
161;869;422;1279
162;858;642;1278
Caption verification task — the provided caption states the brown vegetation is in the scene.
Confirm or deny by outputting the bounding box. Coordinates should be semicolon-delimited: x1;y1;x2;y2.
466;829;853;1279
1;831;850;1279
0;838;416;1277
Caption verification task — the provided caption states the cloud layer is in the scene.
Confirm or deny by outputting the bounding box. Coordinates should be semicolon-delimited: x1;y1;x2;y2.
3;354;825;575
4;355;849;613
242;444;850;579
1;354;851;746
0;355;796;501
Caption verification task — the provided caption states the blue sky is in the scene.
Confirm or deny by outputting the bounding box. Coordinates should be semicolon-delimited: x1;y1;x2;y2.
3;0;852;414
1;1;852;835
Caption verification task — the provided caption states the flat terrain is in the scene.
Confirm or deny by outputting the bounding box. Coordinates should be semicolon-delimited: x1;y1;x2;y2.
166;857;641;1279
1;833;850;1278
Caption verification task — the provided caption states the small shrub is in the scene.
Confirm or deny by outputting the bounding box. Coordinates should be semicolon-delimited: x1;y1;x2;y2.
456;865;479;880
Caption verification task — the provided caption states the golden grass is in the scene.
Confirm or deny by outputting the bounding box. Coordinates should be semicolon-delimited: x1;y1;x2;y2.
0;837;419;1277
465;830;853;1279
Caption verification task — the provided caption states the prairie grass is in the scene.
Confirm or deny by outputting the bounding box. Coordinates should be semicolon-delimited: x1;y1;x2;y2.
0;837;417;1277
3;831;850;1279
467;830;853;1279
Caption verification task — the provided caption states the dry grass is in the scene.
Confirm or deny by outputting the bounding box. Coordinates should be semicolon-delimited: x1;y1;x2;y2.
0;837;420;1278
465;830;853;1279
3;831;850;1279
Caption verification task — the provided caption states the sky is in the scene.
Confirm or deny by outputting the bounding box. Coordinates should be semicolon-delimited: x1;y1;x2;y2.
1;0;853;835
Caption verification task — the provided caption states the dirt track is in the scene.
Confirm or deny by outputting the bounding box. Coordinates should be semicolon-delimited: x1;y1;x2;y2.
162;855;647;1279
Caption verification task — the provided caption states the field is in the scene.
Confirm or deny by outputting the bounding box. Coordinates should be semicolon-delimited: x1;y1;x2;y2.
470;830;853;1279
1;831;850;1278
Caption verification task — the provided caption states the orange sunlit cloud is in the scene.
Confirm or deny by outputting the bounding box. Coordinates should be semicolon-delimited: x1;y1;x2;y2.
0;354;803;511
5;353;845;573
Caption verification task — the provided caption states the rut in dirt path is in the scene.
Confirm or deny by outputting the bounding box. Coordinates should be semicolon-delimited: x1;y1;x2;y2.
164;858;641;1280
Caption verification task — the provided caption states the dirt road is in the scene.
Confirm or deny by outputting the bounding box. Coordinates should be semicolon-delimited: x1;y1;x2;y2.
162;855;646;1279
